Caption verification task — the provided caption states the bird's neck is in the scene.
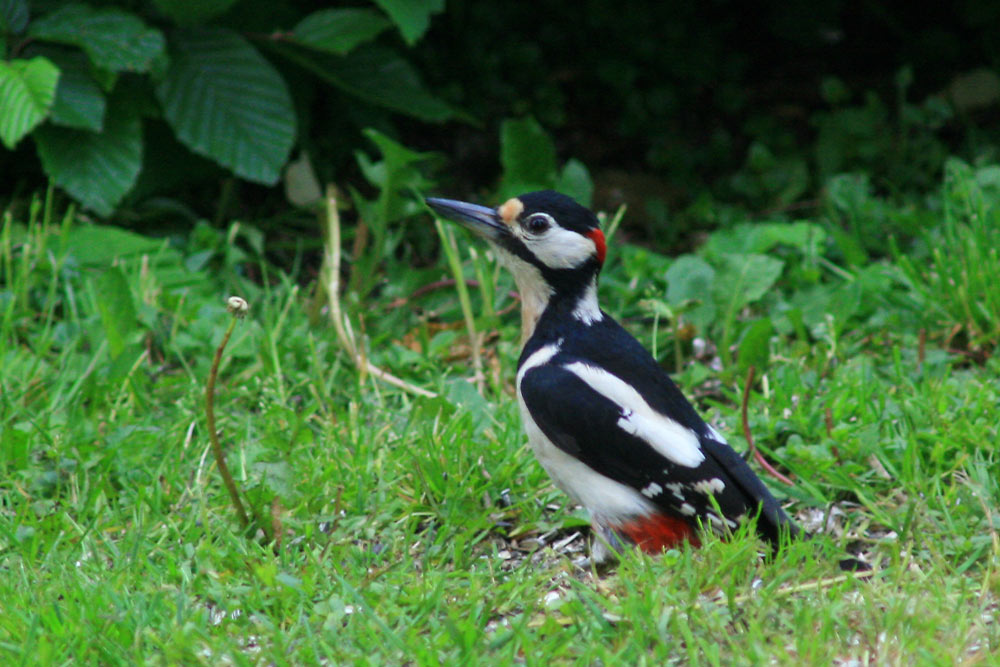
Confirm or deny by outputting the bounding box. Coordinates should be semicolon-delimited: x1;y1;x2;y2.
517;274;600;344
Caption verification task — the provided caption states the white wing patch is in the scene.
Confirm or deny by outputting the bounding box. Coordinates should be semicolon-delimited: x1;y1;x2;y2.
692;478;726;495
565;362;705;468
665;482;687;501
640;482;663;498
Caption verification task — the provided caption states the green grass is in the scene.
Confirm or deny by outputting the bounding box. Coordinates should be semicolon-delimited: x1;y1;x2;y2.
1;169;999;664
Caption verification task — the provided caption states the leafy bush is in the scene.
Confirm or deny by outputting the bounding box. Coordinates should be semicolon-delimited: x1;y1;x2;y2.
0;0;455;216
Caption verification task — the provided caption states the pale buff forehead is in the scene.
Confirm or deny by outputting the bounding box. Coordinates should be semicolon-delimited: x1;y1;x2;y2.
497;198;524;227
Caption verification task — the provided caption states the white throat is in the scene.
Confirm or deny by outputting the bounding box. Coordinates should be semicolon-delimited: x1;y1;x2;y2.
497;249;603;344
512;264;552;344
513;271;602;342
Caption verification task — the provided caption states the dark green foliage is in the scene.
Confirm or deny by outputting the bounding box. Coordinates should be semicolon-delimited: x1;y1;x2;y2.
0;0;454;215
5;0;1000;234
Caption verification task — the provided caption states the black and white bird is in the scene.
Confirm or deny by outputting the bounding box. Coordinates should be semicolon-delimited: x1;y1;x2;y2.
427;191;847;566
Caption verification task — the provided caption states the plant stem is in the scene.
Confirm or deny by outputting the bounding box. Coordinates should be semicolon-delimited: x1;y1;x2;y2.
741;366;795;486
434;219;485;394
205;311;250;529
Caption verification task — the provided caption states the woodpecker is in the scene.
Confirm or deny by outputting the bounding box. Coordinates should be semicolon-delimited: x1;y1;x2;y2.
427;191;856;567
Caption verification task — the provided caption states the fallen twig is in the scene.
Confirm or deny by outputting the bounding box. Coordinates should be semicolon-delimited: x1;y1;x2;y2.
321;187;437;398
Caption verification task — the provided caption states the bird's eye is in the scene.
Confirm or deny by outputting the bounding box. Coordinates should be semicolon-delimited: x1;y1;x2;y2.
524;213;552;234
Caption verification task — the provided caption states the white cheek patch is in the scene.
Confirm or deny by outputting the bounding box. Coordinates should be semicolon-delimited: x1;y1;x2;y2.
521;226;596;269
563;362;706;468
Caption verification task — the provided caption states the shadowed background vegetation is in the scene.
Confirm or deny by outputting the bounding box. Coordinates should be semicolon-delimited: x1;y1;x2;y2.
3;0;1000;245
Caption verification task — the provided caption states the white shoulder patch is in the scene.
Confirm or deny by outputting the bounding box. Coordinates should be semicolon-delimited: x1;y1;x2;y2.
516;341;562;387
563;362;705;467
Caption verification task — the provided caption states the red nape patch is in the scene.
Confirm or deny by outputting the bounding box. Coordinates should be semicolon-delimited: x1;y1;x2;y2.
619;513;701;553
586;229;606;265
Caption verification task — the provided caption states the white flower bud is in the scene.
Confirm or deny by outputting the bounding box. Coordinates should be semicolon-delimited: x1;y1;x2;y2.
226;296;249;318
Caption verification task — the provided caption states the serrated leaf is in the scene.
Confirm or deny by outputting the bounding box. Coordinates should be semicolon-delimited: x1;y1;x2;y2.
500;117;557;197
354;127;435;222
373;0;443;45
269;42;455;122
292;8;390;55
0;57;60;149
152;0;238;26
665;255;716;306
156;28;296;185
30;4;165;72
1;0;29;33
557;159;593;208
44;49;105;131
94;266;137;359
34;103;142;216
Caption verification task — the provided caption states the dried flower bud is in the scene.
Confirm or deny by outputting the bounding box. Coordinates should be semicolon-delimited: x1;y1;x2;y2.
226;296;249;318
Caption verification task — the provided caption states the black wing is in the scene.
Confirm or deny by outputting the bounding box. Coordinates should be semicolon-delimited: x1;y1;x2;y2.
519;359;797;545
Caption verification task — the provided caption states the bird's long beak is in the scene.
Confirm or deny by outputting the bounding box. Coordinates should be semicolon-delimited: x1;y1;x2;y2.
426;197;508;243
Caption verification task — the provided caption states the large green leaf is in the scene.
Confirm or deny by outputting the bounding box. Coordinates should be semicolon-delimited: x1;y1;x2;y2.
269;42;455;122
156;28;296;185
152;0;238;26
0;57;59;149
665;255;716;307
713;253;785;311
665;254;717;331
67;224;168;266
372;0;443;45
1;0;29;33
34;103;143;216
703;221;827;259
499;117;557;197
292;8;391;55
29;4;165;72
43;49;106;131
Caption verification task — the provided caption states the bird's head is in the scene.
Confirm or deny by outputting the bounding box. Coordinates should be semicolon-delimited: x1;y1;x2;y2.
427;190;606;339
